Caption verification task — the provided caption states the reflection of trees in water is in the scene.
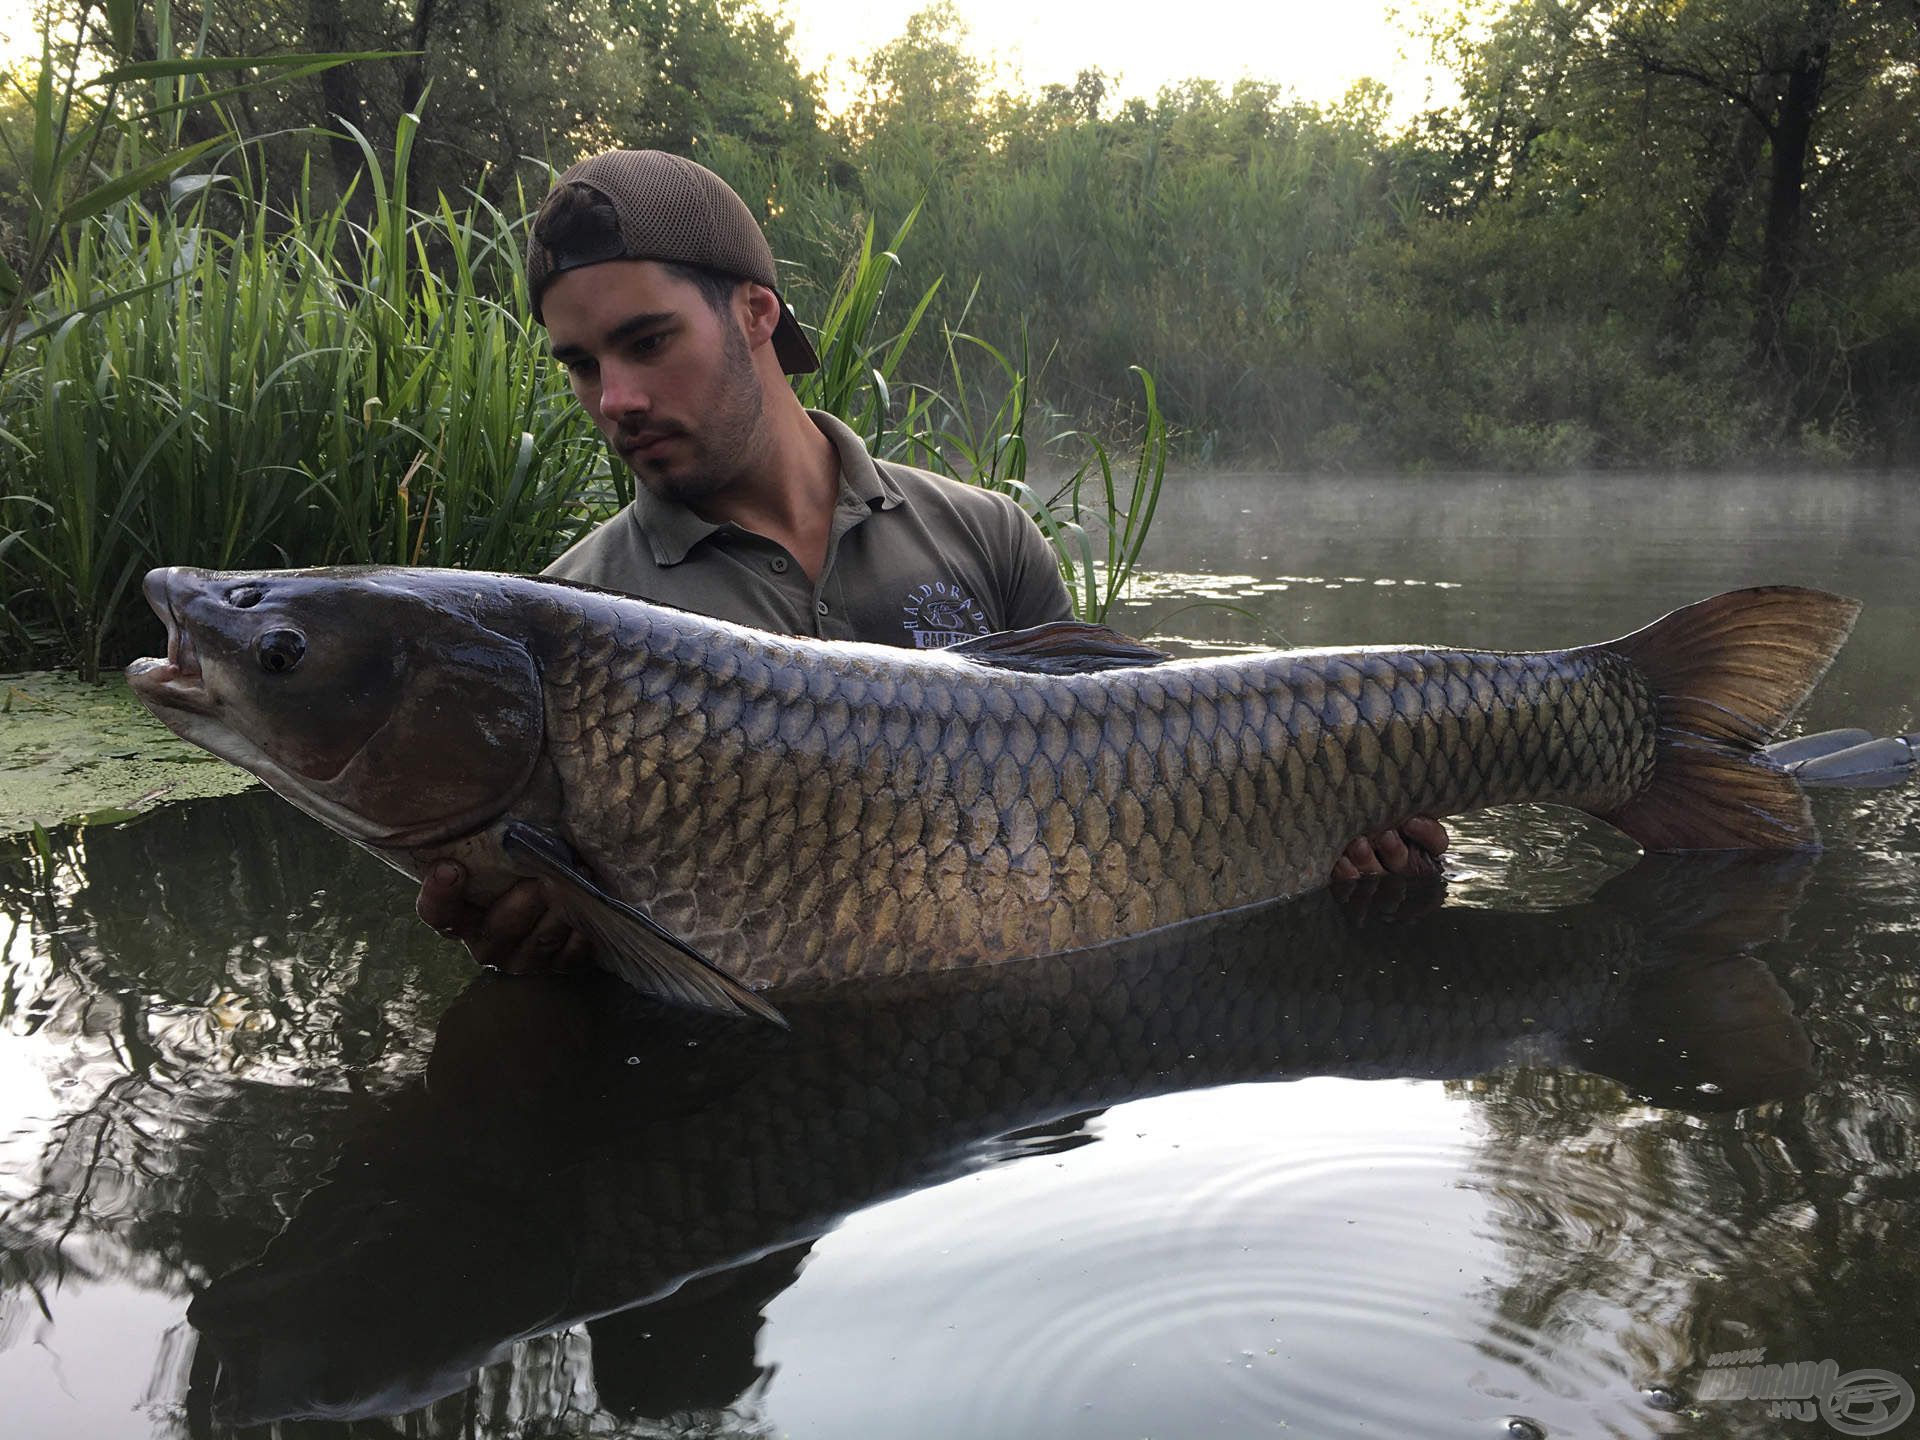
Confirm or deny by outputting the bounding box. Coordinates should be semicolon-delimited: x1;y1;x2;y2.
1459;836;1920;1431
0;794;470;1374
1;787;1910;1439
0;1073;368;1372
1461;1084;1920;1436
161;862;1815;1433
0;791;470;1083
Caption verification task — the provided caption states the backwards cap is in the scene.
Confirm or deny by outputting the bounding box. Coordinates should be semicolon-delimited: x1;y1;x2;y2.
526;149;819;375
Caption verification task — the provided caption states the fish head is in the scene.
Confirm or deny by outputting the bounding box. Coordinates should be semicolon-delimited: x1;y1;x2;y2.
127;566;545;849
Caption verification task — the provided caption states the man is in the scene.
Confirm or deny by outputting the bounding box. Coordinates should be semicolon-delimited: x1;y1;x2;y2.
418;150;1446;972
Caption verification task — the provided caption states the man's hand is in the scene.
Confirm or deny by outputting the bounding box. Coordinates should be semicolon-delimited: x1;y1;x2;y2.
416;861;594;974
1331;816;1448;883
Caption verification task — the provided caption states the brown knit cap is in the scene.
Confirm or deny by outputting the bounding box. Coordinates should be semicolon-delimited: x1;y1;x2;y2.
526;149;819;375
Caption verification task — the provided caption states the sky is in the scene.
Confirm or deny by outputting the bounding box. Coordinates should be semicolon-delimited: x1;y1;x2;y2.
1;0;1455;124
786;0;1454;122
0;3;30;66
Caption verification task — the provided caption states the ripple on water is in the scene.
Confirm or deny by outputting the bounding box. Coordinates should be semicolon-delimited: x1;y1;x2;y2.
774;1083;1691;1440
972;1138;1471;1423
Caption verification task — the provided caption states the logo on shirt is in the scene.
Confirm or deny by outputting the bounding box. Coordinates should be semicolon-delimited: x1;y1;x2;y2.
902;580;990;648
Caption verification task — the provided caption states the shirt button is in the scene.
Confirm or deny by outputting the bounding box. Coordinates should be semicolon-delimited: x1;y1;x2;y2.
770;556;789;573
817;600;830;616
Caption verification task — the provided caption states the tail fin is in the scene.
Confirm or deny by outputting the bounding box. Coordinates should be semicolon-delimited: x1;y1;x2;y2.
1594;587;1860;851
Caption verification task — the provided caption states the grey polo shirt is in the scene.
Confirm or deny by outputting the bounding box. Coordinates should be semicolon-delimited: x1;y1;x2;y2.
543;410;1073;647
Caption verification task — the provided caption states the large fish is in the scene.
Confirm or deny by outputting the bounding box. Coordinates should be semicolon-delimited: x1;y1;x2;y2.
127;567;1857;1021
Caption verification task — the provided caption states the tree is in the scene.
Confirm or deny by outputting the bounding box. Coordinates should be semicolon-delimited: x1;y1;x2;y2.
121;0;830;207
1604;0;1907;372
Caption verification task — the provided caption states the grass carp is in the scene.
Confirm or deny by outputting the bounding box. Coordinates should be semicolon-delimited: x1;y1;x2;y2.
127;567;1857;1021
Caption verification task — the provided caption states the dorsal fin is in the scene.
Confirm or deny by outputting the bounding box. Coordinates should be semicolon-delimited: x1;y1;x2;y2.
948;621;1172;675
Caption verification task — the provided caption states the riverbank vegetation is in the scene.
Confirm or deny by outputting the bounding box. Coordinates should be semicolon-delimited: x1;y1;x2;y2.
1;0;1915;673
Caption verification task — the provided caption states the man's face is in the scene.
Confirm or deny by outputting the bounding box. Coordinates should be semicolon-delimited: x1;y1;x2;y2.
542;260;766;505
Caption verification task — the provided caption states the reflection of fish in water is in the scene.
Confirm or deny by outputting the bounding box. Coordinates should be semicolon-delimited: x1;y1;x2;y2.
188;857;1815;1427
128;566;1859;1022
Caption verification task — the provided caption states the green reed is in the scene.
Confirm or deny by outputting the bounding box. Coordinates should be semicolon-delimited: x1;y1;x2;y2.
0;120;1168;677
0;124;614;676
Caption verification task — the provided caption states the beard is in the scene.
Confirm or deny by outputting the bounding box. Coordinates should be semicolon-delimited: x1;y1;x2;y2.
622;321;767;506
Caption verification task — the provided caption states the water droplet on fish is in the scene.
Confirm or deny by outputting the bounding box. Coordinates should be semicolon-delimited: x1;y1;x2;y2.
1695;1082;1722;1094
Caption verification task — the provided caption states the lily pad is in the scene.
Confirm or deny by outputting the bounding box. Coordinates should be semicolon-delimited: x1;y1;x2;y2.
0;670;257;836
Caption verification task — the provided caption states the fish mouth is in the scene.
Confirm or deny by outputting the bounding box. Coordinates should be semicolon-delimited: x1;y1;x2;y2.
125;567;208;710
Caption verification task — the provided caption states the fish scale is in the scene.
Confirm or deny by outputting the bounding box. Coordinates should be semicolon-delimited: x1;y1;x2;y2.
542;588;1660;989
127;569;1858;1018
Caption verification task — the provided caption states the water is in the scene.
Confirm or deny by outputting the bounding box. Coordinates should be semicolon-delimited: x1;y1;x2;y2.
2;471;1916;1439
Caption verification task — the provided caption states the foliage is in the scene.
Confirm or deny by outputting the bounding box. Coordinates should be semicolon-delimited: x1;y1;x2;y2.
124;0;836;208
0;0;388;378
728;0;1916;467
5;0;1919;673
0;95;1166;674
0;118;616;675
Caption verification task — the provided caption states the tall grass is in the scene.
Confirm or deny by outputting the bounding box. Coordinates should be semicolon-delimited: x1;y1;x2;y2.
1;121;614;675
789;204;1168;623
0;119;1167;676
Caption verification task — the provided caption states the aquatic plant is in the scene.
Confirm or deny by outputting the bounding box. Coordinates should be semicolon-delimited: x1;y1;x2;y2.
0;111;1167;675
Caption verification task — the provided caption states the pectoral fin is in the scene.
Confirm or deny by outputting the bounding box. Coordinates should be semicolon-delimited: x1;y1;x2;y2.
501;822;788;1029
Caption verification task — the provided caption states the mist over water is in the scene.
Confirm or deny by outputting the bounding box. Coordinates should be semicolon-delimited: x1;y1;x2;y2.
1;471;1915;1439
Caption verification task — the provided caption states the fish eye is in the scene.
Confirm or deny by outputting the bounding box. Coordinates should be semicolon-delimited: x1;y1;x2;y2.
258;629;306;675
229;585;263;608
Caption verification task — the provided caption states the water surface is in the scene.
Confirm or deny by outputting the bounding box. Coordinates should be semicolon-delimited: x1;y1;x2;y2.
1;470;1915;1438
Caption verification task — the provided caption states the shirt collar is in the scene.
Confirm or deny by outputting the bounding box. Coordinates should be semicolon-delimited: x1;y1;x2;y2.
809;408;903;514
625;410;902;567
627;484;724;567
